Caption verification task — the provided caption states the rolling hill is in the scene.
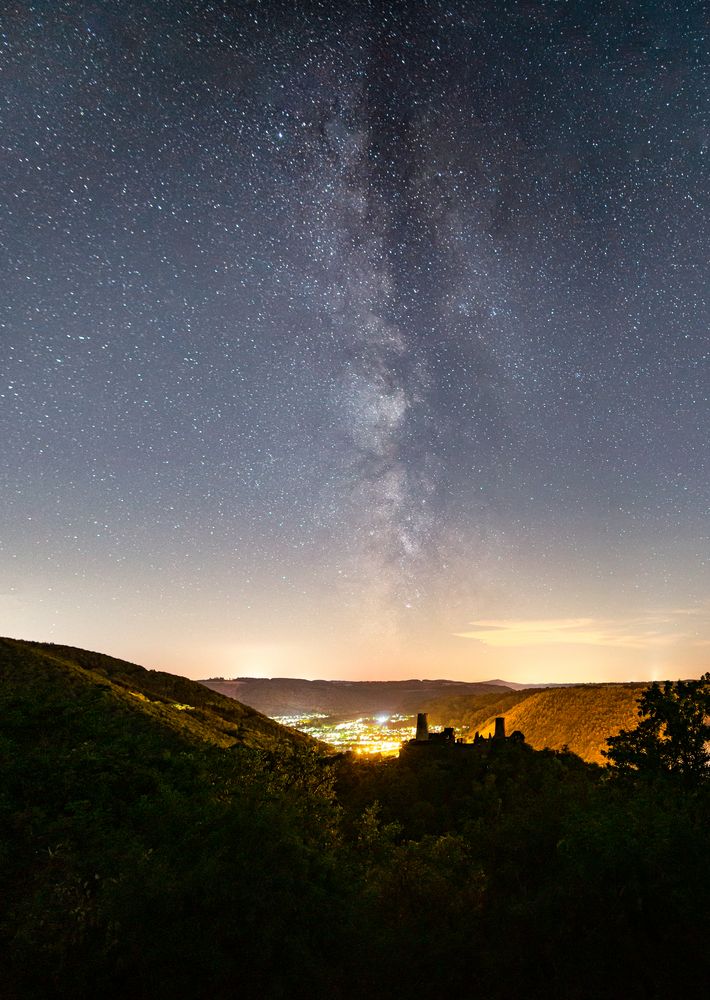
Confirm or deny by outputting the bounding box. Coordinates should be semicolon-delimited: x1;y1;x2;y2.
199;676;511;718
1;637;337;998
425;683;648;763
0;637;319;752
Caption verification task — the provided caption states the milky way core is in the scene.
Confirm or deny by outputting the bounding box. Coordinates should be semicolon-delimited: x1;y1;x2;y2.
1;2;708;681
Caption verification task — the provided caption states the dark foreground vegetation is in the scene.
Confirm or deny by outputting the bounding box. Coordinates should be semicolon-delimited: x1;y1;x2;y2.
2;638;710;1000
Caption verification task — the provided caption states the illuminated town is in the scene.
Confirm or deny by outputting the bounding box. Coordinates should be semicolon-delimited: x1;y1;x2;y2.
273;713;418;755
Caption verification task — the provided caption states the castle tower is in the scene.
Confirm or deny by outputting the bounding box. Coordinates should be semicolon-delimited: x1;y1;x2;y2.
415;712;429;741
493;716;506;740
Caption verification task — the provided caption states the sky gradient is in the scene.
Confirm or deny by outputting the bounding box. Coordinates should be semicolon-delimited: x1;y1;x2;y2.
1;1;708;682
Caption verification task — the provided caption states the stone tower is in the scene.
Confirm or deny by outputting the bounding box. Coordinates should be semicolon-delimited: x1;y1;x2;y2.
415;712;429;741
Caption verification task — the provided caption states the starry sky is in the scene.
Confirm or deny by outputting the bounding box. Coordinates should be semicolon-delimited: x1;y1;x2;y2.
1;1;708;683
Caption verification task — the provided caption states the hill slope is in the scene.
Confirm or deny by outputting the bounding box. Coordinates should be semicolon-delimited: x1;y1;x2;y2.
0;637;318;752
428;683;647;763
1;637;340;999
200;676;510;717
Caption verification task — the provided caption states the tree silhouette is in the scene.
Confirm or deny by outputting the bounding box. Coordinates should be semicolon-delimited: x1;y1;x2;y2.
603;673;710;778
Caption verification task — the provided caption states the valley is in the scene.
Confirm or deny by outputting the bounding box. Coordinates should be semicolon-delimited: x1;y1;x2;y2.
202;675;647;762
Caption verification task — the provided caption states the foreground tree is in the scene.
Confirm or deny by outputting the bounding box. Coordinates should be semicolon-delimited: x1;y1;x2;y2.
603;673;710;778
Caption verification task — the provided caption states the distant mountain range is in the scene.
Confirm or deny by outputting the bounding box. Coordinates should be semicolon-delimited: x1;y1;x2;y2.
199;676;508;717
201;675;648;763
0;638;317;752
482;678;565;690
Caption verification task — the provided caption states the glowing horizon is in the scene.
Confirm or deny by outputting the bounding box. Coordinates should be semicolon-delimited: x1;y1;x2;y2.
1;6;707;685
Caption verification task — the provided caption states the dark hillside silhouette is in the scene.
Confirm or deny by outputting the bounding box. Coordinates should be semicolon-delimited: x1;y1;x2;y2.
2;639;710;1000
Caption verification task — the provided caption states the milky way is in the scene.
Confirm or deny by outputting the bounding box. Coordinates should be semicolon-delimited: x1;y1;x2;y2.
1;2;708;681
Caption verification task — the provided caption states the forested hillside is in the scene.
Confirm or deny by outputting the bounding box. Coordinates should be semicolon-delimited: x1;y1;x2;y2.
1;637;318;751
3;638;710;1000
427;683;647;762
201;676;508;717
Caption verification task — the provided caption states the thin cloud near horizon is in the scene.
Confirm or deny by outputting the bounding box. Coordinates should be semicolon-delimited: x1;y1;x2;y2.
455;610;710;650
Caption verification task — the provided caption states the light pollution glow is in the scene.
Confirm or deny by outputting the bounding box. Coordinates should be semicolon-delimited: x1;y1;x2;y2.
1;5;708;686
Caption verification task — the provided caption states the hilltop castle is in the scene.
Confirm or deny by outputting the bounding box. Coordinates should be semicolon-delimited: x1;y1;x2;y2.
399;712;524;758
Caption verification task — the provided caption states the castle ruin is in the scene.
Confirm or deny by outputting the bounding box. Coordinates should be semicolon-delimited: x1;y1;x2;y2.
400;712;524;757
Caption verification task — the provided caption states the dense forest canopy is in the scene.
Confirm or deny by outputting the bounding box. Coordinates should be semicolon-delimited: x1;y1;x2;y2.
2;640;710;999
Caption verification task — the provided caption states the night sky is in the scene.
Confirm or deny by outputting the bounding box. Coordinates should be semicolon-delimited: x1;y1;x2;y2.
2;1;708;682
